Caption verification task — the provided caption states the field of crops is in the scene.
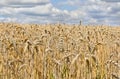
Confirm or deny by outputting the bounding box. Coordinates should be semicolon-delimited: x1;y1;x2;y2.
0;23;120;79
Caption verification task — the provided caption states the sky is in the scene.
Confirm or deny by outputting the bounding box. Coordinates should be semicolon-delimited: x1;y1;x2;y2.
0;0;120;25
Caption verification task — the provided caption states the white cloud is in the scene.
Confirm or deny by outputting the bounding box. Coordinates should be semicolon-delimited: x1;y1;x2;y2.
18;3;53;15
0;0;119;25
0;0;49;4
101;0;120;2
0;0;50;8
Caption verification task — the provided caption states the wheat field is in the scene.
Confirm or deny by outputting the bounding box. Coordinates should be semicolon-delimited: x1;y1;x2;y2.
0;23;120;79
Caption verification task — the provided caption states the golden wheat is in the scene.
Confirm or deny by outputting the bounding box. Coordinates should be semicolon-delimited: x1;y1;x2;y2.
0;23;119;79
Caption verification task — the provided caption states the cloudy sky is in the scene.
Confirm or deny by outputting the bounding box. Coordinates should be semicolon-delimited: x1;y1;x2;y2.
0;0;120;25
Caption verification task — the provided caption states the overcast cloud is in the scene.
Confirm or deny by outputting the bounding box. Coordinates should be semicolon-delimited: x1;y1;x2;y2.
0;0;120;25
